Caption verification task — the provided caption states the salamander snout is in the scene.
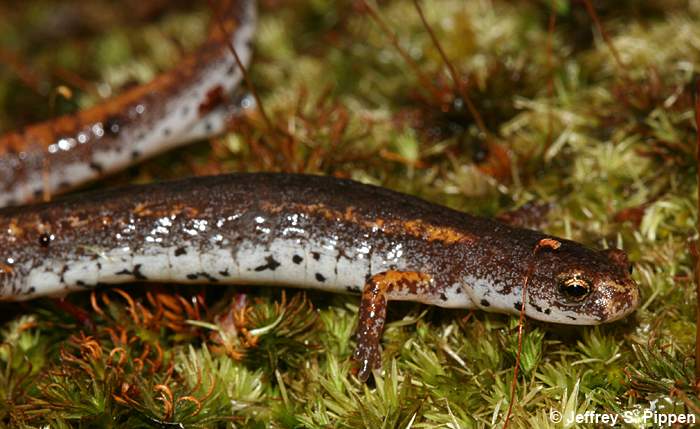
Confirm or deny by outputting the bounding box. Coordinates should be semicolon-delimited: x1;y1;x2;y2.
587;248;640;323
527;246;641;325
573;270;640;324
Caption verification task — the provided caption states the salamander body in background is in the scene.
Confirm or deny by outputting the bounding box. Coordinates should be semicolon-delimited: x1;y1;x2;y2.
0;173;640;380
0;0;256;208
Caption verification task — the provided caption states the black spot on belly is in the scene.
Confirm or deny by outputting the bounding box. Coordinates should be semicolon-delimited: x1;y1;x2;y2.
292;255;303;264
219;268;230;277
105;116;121;136
186;272;218;282
115;264;147;280
33;189;43;198
439;293;448;301
76;280;93;288
59;264;69;283
204;122;212;132
312;252;320;261
27;286;36;294
131;150;140;160
315;273;326;282
163;127;171;136
514;302;523;311
567;315;577;321
175;247;187;256
544;308;551;315
96;262;102;269
132;264;147;280
254;255;281;272
480;299;490;307
346;285;361;293
89;162;103;173
58;181;70;190
531;302;544;313
199;272;218;282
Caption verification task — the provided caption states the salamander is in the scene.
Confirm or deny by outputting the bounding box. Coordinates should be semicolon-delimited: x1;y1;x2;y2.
0;0;256;208
0;173;641;380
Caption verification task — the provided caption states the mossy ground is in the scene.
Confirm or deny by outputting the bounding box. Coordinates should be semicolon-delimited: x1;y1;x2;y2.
0;0;699;427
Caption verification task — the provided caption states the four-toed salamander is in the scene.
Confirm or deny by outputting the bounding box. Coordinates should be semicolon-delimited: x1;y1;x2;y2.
0;173;640;380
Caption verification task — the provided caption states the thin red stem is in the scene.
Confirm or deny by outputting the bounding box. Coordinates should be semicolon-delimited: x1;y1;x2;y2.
694;78;700;383
581;0;625;73
503;238;561;428
412;0;487;136
207;0;274;132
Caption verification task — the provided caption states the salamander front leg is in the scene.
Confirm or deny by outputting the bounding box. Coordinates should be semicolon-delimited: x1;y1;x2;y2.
353;270;433;381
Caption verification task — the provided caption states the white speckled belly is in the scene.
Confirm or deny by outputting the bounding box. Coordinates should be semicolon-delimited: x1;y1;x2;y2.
19;237;373;299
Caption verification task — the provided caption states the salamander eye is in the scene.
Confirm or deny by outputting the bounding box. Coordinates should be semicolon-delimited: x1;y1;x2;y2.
38;233;52;247
558;276;591;301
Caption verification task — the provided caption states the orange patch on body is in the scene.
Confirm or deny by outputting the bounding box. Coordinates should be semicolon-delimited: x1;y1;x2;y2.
282;203;473;245
537;238;561;250
7;220;24;237
198;85;225;115
126;203;200;220
371;271;432;291
133;203;154;217
0;71;179;156
66;215;89;228
402;219;472;244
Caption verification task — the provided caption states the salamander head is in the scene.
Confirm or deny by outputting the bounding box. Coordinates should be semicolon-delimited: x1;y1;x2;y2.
524;242;640;325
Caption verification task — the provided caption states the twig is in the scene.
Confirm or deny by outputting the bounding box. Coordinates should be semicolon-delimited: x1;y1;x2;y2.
207;0;274;132
670;387;700;415
412;0;487;136
581;0;625;73
0;47;44;95
503;238;561;428
544;6;557;154
359;0;441;101
694;77;700;383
